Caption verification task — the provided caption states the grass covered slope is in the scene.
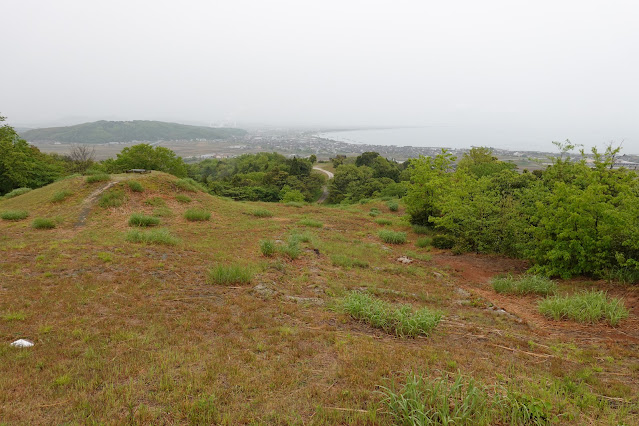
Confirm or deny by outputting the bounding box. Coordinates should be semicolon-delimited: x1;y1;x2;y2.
20;120;247;143
0;177;637;424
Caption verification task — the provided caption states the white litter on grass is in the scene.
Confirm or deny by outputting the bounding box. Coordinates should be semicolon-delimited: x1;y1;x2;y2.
10;339;34;348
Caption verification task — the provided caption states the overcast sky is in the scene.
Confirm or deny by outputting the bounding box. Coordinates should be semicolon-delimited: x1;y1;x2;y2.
2;0;638;149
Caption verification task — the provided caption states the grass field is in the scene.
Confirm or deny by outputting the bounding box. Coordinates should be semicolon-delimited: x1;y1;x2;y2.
0;172;637;424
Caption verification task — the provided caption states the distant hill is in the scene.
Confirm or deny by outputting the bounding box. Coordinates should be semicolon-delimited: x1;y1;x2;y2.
20;120;247;144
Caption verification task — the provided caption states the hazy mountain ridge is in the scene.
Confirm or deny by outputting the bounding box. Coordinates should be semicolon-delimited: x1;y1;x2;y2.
19;120;247;144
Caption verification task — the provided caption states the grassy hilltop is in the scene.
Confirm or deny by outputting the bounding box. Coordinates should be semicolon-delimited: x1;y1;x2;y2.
0;172;638;424
20;120;247;144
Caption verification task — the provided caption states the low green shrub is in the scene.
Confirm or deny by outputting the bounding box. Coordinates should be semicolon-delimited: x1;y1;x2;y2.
432;234;455;249
184;209;211;222
387;200;399;211
86;173;110;183
493;275;557;296
416;237;432;248
250;208;273;218
32;218;56;229
175;194;192;203
208;264;254;285
125;229;179;245
298;218;323;228
1;210;29;221
538;290;629;326
260;239;276;256
369;208;381;217
174;178;205;192
3;187;32;199
378;229;407;244
126;180;144;192
128;213;160;227
411;224;431;235
51;190;73;203
99;190;126;208
342;292;441;337
279;241;301;260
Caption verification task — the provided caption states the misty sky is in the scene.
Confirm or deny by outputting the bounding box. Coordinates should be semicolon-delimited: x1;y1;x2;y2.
2;0;638;150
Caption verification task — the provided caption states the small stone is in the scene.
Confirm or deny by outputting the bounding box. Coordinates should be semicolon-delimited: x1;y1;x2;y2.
11;339;34;348
397;256;413;264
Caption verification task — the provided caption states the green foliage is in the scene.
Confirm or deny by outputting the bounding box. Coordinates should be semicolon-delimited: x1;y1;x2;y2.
538;291;629;326
249;208;273;218
1;210;29;221
375;218;393;226
208;264;254;285
431;234;455;249
125;229;179;245
331;254;368;268
342;292;441;337
105;144;187;177
32;218;56;229
128;213;160;227
86;173;110;183
144;196;166;207
387;200;399;211
126;180;144;192
99;190;126;208
184;209;211;222
378;230;407;244
280;188;306;203
51;190;73;203
328;161;404;204
174;178;205;192
492;275;557;296
175;194;192;203
369;208;380;217
416;237;432;248
298;218;323;228
260;239;276;256
2;187;32;199
380;373;553;425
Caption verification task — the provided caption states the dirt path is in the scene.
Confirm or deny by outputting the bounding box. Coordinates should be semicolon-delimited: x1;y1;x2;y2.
75;180;119;227
313;167;334;204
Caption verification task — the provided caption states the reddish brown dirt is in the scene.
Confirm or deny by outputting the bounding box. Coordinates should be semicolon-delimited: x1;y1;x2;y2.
431;252;639;345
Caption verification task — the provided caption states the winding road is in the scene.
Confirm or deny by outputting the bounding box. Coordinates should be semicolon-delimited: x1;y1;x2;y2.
313;166;334;204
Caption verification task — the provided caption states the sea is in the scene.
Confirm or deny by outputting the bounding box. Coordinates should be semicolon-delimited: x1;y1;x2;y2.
315;126;637;155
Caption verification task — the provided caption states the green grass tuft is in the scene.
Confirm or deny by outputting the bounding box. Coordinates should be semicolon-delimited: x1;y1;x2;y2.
375;218;393;226
285;201;304;208
86;173;110;183
2;187;32;199
250;208;273;218
175;194;192;203
128;213;160;227
125;229;179;245
538;290;629;326
492;275;557;296
184;209;211;222
1;210;29;221
32;218;56;229
260;240;276;257
99;190;126;208
342;292;441;337
152;207;173;217
331;254;368;269
126;180;144;192
378;229;407;244
416;237;432;248
51;190;73;203
411;224;431;235
144;197;166;207
386;200;399;211
174;178;205;192
298;218;323;228
208;264;254;285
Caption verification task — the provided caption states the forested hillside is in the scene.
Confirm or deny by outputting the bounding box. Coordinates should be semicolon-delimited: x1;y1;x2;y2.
20;120;246;143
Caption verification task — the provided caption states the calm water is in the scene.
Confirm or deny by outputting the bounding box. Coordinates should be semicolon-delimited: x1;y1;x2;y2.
316;126;636;154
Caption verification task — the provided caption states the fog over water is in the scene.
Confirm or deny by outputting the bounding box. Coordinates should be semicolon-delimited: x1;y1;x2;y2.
2;1;638;152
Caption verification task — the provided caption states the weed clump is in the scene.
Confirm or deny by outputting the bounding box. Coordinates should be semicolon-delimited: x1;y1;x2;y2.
1;210;29;221
152;207;173;217
2;187;32;199
411;224;431;235
260;239;276;256
32;218;56;229
128;213;160;227
538;290;629;326
126;180;144;192
387;200;399;211
378;230;407;244
416;237;432;248
99;190;126;208
331;254;368;269
298;218;323;228
175;194;192;203
375;218;393;226
250;208;273;218
369;208;381;217
144;197;166;207
342;292;441;337
125;229;179;245
208;264;254;285
86;173;110;183
432;234;455;249
184;208;211;222
493;275;557;296
174;178;205;192
51;190;73;203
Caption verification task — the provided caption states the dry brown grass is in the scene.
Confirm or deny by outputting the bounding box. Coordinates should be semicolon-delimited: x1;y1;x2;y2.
1;179;637;424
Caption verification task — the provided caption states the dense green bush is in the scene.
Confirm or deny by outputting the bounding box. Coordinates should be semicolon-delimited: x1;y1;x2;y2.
431;235;455;249
1;210;29;221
